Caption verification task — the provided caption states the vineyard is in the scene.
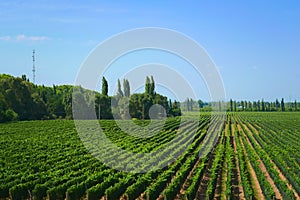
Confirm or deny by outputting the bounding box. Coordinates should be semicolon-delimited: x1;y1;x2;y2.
0;112;300;200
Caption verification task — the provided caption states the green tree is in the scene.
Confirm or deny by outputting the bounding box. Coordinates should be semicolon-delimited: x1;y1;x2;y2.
150;76;155;96
186;98;190;111
261;99;265;111
241;101;245;111
190;98;193;111
230;99;233;112
275;99;280;110
281;98;285;112
153;93;168;118
253;101;257;111
172;100;181;116
257;100;261;111
145;76;151;94
118;97;130;119
266;102;270;111
129;94;142;119
123;79;130;97
245;101;248;111
169;99;173;110
234;101;237;112
4;109;18;122
102;77;108;96
198;99;204;109
95;93;113;119
0;93;9;122
248;101;252;111
129;76;180;118
117;79;123;97
21;74;27;81
62;87;73;119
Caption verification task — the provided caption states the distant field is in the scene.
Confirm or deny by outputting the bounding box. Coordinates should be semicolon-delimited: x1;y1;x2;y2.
0;112;299;200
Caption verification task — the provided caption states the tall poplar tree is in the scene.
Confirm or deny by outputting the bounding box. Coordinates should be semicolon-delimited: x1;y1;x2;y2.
102;77;108;96
123;79;130;97
281;98;285;111
117;79;123;97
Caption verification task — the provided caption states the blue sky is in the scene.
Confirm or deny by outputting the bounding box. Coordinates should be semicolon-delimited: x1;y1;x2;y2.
0;0;299;101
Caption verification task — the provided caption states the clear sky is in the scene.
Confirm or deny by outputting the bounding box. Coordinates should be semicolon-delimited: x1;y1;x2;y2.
0;0;299;101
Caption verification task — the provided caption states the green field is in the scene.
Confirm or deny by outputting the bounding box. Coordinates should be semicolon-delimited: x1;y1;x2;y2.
1;112;300;200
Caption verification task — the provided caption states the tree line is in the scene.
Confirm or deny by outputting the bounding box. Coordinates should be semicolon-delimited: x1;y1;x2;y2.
0;74;181;123
228;98;299;112
0;74;74;122
178;98;299;112
101;76;181;120
0;73;298;123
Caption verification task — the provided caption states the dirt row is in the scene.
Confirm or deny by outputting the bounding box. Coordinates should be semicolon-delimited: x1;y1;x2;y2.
237;123;265;200
230;122;245;200
242;121;300;200
127;117;298;200
239;123;282;199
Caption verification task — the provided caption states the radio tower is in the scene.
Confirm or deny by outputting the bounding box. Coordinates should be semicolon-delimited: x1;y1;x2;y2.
32;49;36;84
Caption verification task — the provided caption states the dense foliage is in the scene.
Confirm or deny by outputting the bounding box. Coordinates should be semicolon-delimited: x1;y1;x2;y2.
0;74;181;122
0;74;74;122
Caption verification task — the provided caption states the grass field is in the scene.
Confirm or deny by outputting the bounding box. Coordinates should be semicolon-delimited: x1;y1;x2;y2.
0;112;300;200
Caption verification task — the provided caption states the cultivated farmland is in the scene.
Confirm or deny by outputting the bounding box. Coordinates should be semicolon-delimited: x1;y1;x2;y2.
0;112;299;200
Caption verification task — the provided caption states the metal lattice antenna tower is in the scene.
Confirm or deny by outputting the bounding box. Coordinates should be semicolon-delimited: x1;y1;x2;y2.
32;49;35;84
